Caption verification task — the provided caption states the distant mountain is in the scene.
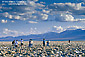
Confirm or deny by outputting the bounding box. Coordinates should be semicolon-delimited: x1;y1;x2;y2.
0;29;85;41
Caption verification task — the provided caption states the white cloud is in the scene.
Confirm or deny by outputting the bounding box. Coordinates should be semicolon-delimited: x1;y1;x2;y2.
0;27;42;37
4;12;9;18
49;13;85;22
1;1;85;23
1;19;7;23
4;12;13;19
3;28;18;35
28;21;38;23
64;3;82;10
14;16;21;19
9;15;13;19
41;14;48;20
53;3;84;10
29;1;36;6
48;2;85;15
52;26;66;33
1;0;47;22
2;28;25;37
74;18;85;21
0;25;84;37
67;26;84;30
29;28;41;34
55;14;75;22
52;25;85;33
42;9;50;13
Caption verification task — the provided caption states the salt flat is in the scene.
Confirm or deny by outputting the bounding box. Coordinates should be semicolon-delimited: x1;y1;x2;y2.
0;41;85;45
0;41;85;57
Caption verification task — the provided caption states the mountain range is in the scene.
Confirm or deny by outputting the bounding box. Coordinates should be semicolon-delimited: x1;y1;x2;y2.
0;29;85;41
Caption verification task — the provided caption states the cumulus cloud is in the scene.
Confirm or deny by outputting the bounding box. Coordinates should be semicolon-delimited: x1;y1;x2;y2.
42;9;50;13
9;15;13;19
0;0;47;21
1;19;7;23
2;28;18;37
14;16;21;19
41;14;48;20
0;0;85;23
0;28;26;37
3;28;18;35
48;13;85;22
52;26;66;33
0;27;42;37
55;14;75;22
52;25;85;33
48;3;85;15
0;19;16;23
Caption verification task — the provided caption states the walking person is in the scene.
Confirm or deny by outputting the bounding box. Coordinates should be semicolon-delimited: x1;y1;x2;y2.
29;39;33;47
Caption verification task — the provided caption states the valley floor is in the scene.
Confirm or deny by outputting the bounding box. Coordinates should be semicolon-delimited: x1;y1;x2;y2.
0;41;85;57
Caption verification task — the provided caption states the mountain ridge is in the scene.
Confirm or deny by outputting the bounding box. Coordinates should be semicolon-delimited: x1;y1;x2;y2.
0;29;85;41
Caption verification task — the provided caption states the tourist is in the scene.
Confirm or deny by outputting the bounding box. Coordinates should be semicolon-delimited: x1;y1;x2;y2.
15;40;18;47
12;40;15;46
12;40;15;48
69;40;70;43
21;39;23;47
43;39;45;46
47;40;50;46
29;39;33;47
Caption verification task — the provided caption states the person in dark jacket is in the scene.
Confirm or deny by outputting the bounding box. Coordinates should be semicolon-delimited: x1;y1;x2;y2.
47;40;50;46
12;40;15;46
69;40;70;43
43;39;45;46
29;39;33;47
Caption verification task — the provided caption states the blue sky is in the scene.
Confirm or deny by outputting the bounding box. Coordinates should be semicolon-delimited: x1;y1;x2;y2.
0;0;85;37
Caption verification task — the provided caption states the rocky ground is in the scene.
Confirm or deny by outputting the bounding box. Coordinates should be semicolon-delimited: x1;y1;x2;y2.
0;41;85;57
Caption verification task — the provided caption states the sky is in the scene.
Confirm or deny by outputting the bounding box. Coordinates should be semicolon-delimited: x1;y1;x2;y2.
0;0;85;37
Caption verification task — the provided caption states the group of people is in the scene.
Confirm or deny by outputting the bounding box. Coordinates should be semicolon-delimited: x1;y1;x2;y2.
12;39;71;48
28;39;70;47
29;39;50;47
12;38;50;48
43;39;50;46
12;39;23;48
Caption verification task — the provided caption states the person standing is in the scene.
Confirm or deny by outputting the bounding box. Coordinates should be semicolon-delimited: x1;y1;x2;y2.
15;40;18;47
29;39;33;47
69;40;70;43
12;40;15;48
43;39;45;46
21;39;23;47
12;40;15;46
47;40;50;46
